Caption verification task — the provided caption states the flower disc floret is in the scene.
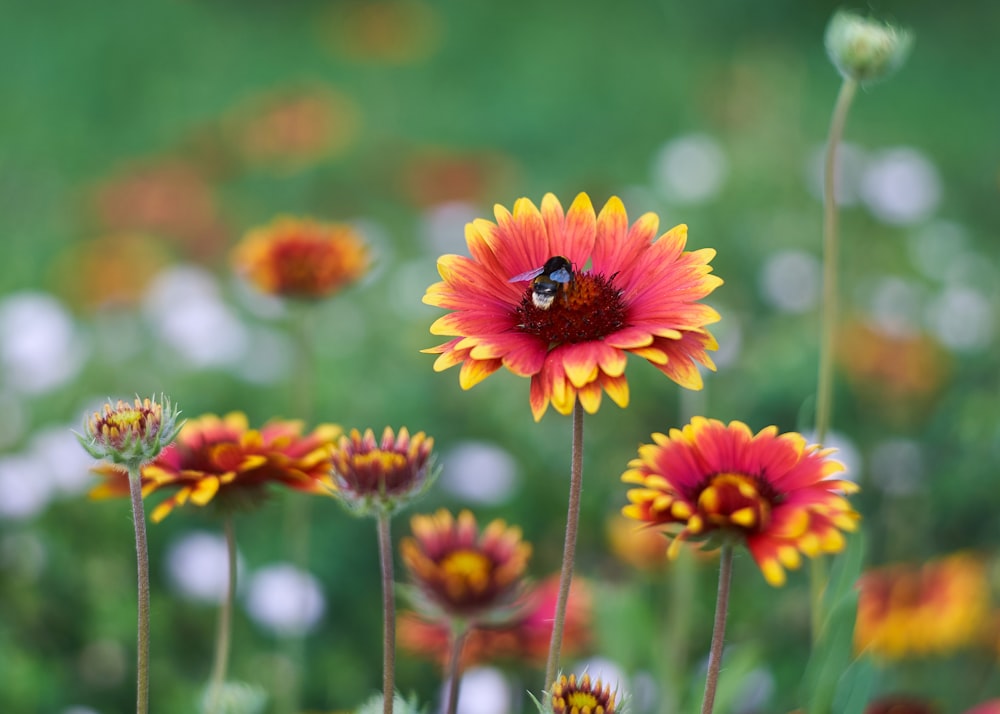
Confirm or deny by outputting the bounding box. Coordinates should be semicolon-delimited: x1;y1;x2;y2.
422;192;722;421
621;417;860;587
401;509;531;619
330;426;435;515
550;673;616;714
233;216;370;299
89;412;341;522
79;396;182;468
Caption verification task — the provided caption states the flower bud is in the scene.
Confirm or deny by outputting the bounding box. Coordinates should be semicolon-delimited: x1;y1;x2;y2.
78;395;182;469
825;10;913;83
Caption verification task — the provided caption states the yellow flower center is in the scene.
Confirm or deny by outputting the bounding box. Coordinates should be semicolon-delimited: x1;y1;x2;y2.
696;472;771;532
351;450;408;471
440;548;492;594
567;692;600;710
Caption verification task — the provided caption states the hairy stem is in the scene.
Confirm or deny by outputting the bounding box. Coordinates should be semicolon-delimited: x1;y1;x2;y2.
543;399;585;690
207;515;237;713
444;626;469;714
377;512;396;714
127;464;151;714
700;545;734;714
811;76;859;643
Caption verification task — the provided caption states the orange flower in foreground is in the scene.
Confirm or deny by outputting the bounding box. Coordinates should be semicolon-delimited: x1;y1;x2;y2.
550;673;617;714
398;574;591;669
400;509;531;620
90;412;341;522
233;216;370;300
855;552;990;659
422;193;722;421
622;417;859;587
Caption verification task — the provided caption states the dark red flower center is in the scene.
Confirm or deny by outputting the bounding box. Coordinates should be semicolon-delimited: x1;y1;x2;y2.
513;271;627;344
695;473;773;533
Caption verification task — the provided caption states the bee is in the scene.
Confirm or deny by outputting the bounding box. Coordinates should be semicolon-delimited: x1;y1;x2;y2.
509;256;574;310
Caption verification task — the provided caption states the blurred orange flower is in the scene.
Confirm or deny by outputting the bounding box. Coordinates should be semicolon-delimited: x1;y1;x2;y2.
228;86;360;172
51;233;170;311
400;509;531;621
324;0;440;64
90;412;341;522
423;193;721;420
855;552;991;659
233;216;370;300
93;158;229;261
622;417;859;587
398;574;591;669
398;148;517;208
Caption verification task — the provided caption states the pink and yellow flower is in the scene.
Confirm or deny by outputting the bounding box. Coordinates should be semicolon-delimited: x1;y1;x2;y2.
855;552;990;659
330;426;435;514
233;216;370;300
422;193;721;421
621;417;859;586
90;412;341;522
400;509;531;619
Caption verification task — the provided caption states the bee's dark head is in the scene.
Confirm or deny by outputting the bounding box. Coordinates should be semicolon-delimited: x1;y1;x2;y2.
543;256;571;274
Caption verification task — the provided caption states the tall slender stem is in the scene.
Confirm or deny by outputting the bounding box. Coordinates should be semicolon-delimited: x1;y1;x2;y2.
543;399;585;690
126;464;151;714
443;626;469;714
700;545;733;714
811;76;859;643
376;512;396;714
280;305;318;714
207;515;237;713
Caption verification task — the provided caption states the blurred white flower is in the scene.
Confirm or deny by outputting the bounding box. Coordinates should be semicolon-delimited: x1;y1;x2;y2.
30;425;95;495
653;134;728;204
926;286;995;351
421;201;481;255
0;292;86;394
866;276;925;338
861;148;942;226
440;441;518;505
806;142;869;206
759;250;820;313
734;667;775;714
907;220;969;282
63;707;101;714
244;563;325;636
869;439;925;495
447;666;511;714
166;531;243;604
144;266;248;368
0;455;54;520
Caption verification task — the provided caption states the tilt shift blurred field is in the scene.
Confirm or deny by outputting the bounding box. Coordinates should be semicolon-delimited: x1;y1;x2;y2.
1;1;999;713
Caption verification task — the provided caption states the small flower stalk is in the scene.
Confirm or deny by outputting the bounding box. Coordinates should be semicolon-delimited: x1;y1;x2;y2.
329;427;437;714
825;10;913;84
78;395;182;714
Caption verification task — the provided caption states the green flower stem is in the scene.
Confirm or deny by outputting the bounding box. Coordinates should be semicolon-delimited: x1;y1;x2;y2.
376;511;396;714
700;545;733;714
280;304;318;714
126;464;151;714
811;76;859;643
207;514;237;714
443;626;469;714
543;399;585;691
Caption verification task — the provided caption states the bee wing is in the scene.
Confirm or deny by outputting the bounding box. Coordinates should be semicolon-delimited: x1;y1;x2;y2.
508;266;545;283
549;266;573;284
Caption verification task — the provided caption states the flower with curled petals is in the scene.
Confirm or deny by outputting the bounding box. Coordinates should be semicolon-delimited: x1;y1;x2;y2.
233;216;370;300
90;412;341;522
330;426;436;515
422;193;721;421
621;417;860;587
400;509;531;620
79;395;182;469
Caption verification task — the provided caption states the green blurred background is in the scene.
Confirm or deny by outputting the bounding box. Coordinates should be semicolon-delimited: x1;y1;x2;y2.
2;0;999;712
